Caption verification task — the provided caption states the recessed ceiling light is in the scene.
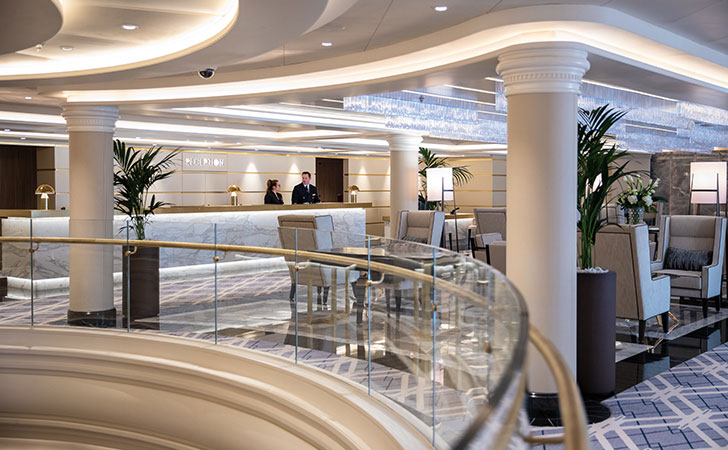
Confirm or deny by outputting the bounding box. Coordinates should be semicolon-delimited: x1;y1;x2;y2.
60;45;74;51
434;6;448;12
122;24;139;30
3;129;9;132
321;42;333;47
24;96;32;100
20;137;26;140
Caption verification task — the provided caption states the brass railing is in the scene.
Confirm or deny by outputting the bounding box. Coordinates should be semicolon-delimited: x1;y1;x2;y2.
0;235;588;449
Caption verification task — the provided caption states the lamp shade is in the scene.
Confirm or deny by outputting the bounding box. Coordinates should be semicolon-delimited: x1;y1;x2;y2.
690;162;726;204
35;184;55;195
226;184;241;194
426;167;453;201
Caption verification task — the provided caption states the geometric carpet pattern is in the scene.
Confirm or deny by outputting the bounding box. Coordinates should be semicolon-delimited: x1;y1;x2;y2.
537;341;728;449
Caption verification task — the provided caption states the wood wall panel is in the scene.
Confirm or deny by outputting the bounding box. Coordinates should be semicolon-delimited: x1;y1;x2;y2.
0;145;37;209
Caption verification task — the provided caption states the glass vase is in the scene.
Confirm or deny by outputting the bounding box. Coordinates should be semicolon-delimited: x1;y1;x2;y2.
625;207;644;225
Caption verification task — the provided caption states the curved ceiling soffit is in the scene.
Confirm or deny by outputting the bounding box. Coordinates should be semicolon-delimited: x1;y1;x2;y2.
0;0;63;55
0;0;358;86
55;5;728;105
0;0;242;80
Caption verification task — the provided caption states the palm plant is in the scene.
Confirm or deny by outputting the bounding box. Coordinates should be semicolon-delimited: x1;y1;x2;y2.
418;147;473;210
577;104;636;268
113;140;179;240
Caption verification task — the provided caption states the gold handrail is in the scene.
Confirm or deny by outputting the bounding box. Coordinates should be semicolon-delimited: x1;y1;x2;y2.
1;236;488;307
1;235;587;448
525;327;589;449
453;327;588;450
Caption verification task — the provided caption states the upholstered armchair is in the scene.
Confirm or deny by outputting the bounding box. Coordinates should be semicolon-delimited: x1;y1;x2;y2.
471;207;506;261
652;215;727;317
473;207;506;239
397;210;445;245
277;215;359;315
594;224;671;342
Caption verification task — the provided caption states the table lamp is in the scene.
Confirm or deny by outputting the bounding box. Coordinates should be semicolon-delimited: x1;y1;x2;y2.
348;185;360;203
35;184;55;210
227;184;242;206
690;162;726;216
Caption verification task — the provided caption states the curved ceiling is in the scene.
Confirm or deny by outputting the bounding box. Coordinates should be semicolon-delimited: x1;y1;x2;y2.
50;4;727;110
0;0;240;80
0;0;63;55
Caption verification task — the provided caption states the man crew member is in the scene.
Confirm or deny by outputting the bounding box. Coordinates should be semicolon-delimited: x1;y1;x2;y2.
291;171;321;204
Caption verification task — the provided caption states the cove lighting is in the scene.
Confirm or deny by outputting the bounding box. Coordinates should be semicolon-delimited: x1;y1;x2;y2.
122;24;139;30
60;7;728;104
1;0;237;79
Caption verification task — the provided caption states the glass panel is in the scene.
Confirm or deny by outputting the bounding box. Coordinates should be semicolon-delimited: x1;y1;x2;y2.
0;218;528;447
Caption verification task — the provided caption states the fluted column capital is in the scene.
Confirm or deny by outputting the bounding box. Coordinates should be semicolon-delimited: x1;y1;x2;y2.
62;104;119;133
496;43;590;97
386;133;423;152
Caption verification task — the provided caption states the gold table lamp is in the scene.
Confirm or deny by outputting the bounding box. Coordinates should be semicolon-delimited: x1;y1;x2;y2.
227;184;242;206
35;184;55;210
348;185;360;203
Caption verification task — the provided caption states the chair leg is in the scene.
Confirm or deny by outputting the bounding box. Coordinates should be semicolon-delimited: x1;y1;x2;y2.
638;320;646;343
289;284;296;302
702;298;709;318
661;311;669;333
316;286;323;305
395;290;402;312
385;289;391;312
323;286;330;305
716;295;721;312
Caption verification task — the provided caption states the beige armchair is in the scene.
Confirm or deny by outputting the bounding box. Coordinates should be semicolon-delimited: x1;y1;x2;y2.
397;210;445;245
652;215;726;317
277;215;359;315
473;207;506;239
594;224;671;342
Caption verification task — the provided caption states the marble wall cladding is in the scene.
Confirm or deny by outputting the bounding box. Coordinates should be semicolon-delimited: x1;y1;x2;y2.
1;208;366;279
651;152;728;216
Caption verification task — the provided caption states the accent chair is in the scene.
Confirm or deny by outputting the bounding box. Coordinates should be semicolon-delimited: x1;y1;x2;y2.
594;224;671;342
652;215;726;317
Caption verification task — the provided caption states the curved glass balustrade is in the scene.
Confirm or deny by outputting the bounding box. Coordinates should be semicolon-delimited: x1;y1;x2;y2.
0;218;584;448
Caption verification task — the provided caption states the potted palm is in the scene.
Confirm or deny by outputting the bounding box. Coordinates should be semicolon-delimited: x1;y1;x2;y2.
576;104;634;397
418;147;473;210
113;139;178;324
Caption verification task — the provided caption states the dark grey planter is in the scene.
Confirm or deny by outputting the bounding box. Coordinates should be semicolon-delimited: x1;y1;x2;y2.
122;246;160;324
577;270;616;396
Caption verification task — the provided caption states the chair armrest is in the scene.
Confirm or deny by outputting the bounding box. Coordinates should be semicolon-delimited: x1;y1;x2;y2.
650;260;664;272
651;274;668;281
474;232;502;248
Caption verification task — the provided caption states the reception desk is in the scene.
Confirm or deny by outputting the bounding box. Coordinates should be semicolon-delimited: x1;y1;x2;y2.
1;203;369;280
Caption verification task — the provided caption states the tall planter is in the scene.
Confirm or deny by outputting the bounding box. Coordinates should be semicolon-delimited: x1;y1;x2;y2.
122;246;160;325
577;270;616;396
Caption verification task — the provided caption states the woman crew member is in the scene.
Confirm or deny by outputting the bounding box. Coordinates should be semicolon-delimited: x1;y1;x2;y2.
264;179;284;204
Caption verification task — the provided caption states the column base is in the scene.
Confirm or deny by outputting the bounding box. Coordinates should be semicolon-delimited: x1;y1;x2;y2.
67;308;117;328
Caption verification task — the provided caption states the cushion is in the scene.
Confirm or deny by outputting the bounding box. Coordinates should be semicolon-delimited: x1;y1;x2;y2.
663;247;712;271
654;269;702;290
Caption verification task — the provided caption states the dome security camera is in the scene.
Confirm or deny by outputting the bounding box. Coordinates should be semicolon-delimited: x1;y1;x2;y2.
198;68;216;79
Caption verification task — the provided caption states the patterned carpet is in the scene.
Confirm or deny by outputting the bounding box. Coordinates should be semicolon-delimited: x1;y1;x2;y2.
536;340;728;449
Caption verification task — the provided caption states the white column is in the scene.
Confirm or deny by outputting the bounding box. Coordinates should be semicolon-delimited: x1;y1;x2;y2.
387;134;422;237
61;105;119;326
496;43;589;393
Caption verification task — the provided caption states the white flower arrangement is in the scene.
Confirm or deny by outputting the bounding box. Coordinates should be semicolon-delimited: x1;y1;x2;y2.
616;175;660;212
